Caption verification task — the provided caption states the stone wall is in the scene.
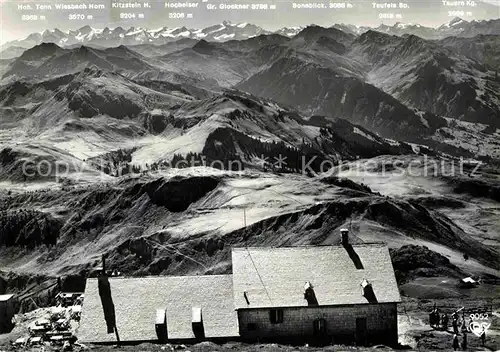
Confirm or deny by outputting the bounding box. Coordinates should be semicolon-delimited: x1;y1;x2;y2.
238;303;398;346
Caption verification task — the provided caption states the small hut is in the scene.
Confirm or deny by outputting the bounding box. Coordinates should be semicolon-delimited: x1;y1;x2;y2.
0;294;15;333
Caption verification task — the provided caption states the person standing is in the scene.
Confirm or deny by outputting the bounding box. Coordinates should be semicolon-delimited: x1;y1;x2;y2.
436;308;441;329
461;320;467;334
429;310;436;328
453;334;459;350
442;313;449;331
461;331;467;350
453;317;459;334
461;313;467;332
480;327;486;346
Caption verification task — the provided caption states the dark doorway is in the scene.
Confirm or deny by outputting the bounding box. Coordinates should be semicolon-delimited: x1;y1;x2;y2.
356;318;367;346
313;318;328;346
313;318;326;334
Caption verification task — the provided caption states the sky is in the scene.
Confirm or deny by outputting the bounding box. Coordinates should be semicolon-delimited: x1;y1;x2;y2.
1;0;499;44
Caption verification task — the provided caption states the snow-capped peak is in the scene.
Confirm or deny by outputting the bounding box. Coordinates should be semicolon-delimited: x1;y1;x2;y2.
3;18;492;52
275;26;305;37
450;17;465;26
439;17;467;29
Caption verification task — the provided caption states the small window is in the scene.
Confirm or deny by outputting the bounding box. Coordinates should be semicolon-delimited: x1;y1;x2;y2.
270;309;284;324
247;323;258;331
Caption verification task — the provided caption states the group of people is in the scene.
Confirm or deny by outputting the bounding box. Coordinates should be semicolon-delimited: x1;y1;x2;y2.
452;329;486;351
429;306;486;350
452;330;468;351
429;308;449;330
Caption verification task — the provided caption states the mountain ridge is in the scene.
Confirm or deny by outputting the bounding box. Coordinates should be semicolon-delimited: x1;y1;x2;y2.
2;18;500;57
2;24;499;159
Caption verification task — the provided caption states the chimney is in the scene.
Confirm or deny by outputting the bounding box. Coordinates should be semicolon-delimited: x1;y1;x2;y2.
303;281;318;306
155;308;168;342
192;307;205;339
340;228;349;245
361;279;377;303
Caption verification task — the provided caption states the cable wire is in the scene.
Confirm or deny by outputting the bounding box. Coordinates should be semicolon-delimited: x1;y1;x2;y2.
245;247;273;305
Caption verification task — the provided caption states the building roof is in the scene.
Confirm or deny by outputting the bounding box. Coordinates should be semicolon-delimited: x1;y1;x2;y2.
0;294;14;302
231;244;401;309
77;275;239;343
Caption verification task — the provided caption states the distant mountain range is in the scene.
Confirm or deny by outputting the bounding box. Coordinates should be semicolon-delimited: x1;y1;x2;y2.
1;22;499;163
366;17;500;38
0;21;272;57
1;18;500;59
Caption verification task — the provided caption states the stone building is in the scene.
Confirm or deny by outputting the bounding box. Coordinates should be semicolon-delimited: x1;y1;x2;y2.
79;231;400;346
0;294;15;334
232;239;400;345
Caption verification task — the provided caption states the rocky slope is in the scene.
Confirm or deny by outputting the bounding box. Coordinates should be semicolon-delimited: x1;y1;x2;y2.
0;64;419;178
2;25;499;149
440;34;500;70
350;31;500;127
0;167;498;277
0;162;498;313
